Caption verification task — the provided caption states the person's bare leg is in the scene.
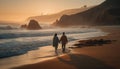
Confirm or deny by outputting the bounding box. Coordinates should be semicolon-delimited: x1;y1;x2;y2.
63;44;65;53
64;44;66;52
55;46;57;53
62;45;63;52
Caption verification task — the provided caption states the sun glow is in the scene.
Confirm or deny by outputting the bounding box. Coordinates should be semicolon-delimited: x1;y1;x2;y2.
0;0;105;23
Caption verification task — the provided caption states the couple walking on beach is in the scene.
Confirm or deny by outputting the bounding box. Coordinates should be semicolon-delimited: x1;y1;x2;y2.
53;32;68;53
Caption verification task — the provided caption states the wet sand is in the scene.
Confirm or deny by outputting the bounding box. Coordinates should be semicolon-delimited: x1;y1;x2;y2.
12;26;120;69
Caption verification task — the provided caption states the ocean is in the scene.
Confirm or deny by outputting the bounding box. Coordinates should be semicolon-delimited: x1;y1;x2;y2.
0;25;107;58
0;25;108;69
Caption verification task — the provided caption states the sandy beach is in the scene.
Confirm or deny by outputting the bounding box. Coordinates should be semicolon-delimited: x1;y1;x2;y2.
12;26;120;69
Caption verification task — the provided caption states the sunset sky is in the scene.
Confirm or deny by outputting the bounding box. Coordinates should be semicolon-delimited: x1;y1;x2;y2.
0;0;105;22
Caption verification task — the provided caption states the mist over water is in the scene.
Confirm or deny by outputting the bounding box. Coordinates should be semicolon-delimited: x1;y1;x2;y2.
0;27;107;58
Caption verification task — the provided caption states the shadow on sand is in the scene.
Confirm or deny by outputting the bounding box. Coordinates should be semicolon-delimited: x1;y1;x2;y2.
12;53;114;69
33;48;71;59
57;54;114;69
69;39;116;48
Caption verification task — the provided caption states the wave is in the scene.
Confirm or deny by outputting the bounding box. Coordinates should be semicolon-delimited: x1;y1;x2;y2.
0;28;98;39
0;28;106;58
0;25;18;30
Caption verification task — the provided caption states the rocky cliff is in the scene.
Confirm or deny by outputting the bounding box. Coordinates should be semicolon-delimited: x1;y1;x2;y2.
54;0;120;27
28;6;92;24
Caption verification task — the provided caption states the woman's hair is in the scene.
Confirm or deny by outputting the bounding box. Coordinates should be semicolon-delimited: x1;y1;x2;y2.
63;32;65;35
54;33;57;36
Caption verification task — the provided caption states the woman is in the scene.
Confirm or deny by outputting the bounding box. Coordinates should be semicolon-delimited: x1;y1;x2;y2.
53;33;59;52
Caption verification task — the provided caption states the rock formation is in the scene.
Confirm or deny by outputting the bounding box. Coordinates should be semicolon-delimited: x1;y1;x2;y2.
20;24;27;29
27;20;42;30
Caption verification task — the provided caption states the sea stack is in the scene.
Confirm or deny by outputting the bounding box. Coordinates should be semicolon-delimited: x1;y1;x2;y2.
27;20;42;30
20;24;27;29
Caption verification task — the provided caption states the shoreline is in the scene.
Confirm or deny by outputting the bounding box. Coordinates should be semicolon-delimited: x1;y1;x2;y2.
11;26;120;69
72;26;120;69
0;27;106;59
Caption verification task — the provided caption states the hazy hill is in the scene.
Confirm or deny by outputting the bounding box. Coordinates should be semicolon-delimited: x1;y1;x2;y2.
0;21;20;26
54;0;120;26
28;6;92;24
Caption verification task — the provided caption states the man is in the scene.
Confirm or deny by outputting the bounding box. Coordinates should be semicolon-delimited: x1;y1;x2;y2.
60;32;68;52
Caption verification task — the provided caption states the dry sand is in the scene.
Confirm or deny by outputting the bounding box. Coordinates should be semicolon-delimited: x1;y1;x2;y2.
12;26;120;69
